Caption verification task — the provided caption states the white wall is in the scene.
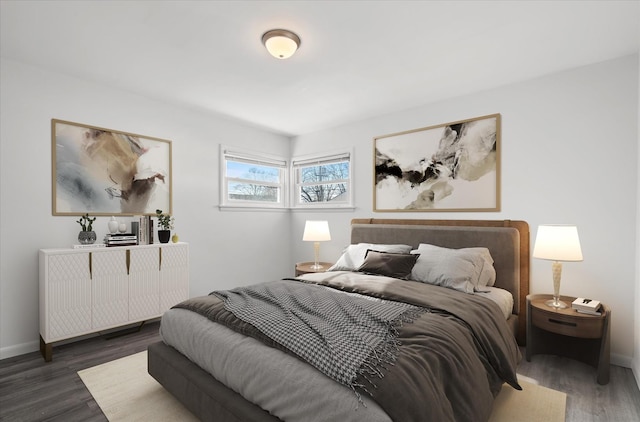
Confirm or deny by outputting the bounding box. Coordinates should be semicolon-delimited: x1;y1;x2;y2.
291;55;640;366
0;58;292;358
634;51;640;385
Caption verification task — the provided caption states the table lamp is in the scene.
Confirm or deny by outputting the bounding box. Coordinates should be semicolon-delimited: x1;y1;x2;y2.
533;224;583;309
302;220;331;270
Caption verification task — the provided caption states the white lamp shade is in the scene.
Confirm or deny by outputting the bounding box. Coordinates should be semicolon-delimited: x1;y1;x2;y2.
303;220;331;242
533;225;583;262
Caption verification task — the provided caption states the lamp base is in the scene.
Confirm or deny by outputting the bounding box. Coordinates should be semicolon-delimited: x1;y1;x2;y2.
545;299;568;309
310;263;324;270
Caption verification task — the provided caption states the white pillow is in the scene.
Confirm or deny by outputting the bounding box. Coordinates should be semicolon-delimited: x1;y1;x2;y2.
328;243;413;271
410;244;487;293
463;247;496;288
414;244;496;288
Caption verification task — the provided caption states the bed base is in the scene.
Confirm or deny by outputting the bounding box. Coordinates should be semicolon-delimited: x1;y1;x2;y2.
148;341;281;421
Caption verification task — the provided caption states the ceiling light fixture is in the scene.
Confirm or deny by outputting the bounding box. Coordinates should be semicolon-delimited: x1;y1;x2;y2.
262;29;301;60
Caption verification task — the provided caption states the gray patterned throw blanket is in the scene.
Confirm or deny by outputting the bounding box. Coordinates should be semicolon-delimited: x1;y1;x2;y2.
211;279;426;393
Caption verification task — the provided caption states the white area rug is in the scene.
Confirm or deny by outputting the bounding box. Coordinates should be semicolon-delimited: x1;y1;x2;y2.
78;351;566;422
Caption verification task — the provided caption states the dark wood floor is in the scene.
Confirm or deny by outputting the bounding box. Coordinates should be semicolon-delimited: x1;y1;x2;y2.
1;322;639;422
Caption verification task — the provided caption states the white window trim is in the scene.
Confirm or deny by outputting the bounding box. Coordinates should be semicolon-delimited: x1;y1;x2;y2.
290;148;354;209
219;145;288;210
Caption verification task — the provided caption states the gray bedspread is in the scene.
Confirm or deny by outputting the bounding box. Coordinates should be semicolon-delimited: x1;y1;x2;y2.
212;279;425;395
174;271;521;422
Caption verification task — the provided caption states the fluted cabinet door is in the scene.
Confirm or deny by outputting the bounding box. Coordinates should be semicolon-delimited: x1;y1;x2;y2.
43;253;92;342
91;249;129;330
129;247;160;321
159;243;189;312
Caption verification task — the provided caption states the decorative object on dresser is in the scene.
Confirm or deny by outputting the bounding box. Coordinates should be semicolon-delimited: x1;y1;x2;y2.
39;242;189;362
526;294;610;384
108;216;119;234
51;119;172;216
532;224;583;309
76;213;97;245
156;209;174;244
302;220;331;270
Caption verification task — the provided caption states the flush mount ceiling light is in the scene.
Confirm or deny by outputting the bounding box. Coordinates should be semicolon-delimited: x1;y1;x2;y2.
262;29;301;59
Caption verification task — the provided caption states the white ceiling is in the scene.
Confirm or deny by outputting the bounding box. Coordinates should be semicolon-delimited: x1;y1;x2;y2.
1;1;639;136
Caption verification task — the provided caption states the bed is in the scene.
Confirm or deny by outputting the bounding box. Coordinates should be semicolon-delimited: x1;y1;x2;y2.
148;218;530;422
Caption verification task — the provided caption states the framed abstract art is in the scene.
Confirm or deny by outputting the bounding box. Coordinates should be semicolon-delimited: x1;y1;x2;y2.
374;113;500;212
52;119;172;216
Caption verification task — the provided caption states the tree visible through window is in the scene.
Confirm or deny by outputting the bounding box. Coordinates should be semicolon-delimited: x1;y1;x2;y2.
293;151;351;207
221;148;286;207
220;147;352;209
299;162;349;202
228;164;280;202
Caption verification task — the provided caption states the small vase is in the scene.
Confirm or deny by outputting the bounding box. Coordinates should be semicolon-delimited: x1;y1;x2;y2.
158;230;171;244
108;216;119;234
78;231;97;245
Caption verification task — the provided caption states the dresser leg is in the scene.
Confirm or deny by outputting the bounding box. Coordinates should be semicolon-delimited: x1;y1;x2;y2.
40;335;52;362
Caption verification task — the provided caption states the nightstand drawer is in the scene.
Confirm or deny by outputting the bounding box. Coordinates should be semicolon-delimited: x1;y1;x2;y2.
532;309;604;338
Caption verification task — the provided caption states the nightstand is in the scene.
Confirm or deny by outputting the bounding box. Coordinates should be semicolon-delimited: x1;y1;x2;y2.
526;294;610;384
295;262;333;277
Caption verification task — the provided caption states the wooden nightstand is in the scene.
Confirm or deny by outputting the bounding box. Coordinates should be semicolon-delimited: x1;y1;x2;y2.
526;294;610;384
295;262;333;277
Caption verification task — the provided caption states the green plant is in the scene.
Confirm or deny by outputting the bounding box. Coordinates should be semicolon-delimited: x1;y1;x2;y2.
76;213;96;232
155;209;174;230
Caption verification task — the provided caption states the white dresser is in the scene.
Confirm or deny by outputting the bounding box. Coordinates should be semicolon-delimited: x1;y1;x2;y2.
38;242;189;361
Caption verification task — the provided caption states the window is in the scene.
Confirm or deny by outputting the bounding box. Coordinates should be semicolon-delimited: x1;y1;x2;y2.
220;146;287;208
291;150;352;208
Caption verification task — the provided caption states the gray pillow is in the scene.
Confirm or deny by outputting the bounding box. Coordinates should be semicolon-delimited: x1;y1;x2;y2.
410;244;486;293
356;250;419;280
328;243;413;271
463;247;496;287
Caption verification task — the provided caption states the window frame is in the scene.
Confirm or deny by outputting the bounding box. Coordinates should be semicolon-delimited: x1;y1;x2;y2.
290;149;353;209
220;145;288;209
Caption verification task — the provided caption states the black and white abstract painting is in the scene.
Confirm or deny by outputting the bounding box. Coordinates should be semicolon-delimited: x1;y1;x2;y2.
374;114;500;211
52;119;172;216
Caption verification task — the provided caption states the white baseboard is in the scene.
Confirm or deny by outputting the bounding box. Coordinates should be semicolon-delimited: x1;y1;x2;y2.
632;356;640;392
0;340;38;360
611;353;632;368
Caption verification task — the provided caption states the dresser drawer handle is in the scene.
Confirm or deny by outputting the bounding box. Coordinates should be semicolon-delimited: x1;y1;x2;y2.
548;318;577;327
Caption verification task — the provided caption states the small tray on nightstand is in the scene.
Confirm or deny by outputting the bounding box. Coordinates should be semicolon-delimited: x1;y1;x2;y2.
295;262;334;277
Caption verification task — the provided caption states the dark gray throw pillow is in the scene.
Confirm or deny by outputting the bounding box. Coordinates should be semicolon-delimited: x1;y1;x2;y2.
356;250;420;280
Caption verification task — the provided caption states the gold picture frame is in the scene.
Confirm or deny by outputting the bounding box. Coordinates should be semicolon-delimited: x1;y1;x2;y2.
52;119;172;216
374;113;500;212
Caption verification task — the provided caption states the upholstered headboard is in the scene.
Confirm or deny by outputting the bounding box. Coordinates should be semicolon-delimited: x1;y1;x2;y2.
350;218;530;345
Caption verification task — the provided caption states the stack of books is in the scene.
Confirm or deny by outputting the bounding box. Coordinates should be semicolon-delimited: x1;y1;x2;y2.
137;215;154;245
104;233;138;247
571;297;602;315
